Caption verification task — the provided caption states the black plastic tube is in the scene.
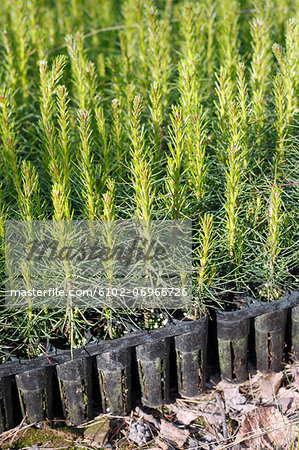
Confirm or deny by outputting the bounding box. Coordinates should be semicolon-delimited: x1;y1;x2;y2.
292;305;299;357
255;308;287;372
96;347;131;414
15;366;54;424
174;317;207;397
0;372;15;433
216;309;250;381
56;357;93;425
0;291;297;432
135;338;170;408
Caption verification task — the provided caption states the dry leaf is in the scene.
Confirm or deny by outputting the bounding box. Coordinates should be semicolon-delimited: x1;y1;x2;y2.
217;380;255;412
291;365;299;390
278;387;299;413
258;372;284;403
135;406;160;428
159;419;189;447
235;405;296;448
176;409;198;426
156;438;171;450
197;402;223;425
170;405;199;426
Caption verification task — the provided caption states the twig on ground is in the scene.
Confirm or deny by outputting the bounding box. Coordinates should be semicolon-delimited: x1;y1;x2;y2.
215;392;228;440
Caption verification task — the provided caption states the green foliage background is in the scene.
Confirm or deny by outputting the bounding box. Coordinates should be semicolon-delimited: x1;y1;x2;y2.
0;0;298;359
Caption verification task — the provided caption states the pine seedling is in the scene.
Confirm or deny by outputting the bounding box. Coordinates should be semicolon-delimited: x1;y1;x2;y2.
273;20;298;138
3;30;17;94
52;181;71;221
265;183;283;300
205;0;216;80
194;213;214;319
19;161;42;221
250;16;272;150
35;4;55;50
0;186;6;245
18;258;35;339
16;162;42;346
122;0;141;59
136;1;147;65
178;60;199;120
214;67;233;163
27;0;38;43
107;56;125;102
85;61;98;112
88;0;110;53
10;0;30;98
178;3;200;115
217;66;249;273
0;91;22;197
126;84;136;129
0;95;41;344
95;106;110;176
65;35;86;107
0;185;7;298
130;95;156;330
77;109;100;220
236;62;249;168
101;178;116;338
180;2;198;68
19;161;42;329
215;67;246;265
130;96;155;222
52;181;76;354
119;31;132;88
149;82;163;162
223;102;244;261
273;0;290;41
216;74;244;262
66;35;97;110
102;178;116;229
224;145;243;260
56;85;72;192
165;106;186;220
216;0;239;78
186;108;208;202
111;98;124;176
0;187;6;325
215;68;233;122
144;2;171;103
39;56;66;176
178;2;204;105
27;0;44;60
273;74;287;170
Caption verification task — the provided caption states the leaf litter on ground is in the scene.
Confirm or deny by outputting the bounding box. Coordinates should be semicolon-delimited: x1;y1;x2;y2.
1;362;299;449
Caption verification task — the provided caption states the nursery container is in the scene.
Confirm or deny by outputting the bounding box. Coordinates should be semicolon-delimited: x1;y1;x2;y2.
56;357;93;425
174;317;207;397
216;308;250;381
135;338;170;408
0;370;16;433
16;365;54;424
96;346;131;414
292;305;299;357
255;307;287;372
